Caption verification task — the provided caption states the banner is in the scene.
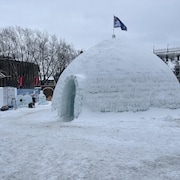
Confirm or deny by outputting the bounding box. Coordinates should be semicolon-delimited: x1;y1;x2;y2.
18;76;24;87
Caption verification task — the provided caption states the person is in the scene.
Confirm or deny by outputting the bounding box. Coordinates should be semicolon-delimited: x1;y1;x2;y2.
32;95;36;107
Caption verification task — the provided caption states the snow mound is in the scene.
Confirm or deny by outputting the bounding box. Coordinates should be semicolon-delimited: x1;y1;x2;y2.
53;39;180;121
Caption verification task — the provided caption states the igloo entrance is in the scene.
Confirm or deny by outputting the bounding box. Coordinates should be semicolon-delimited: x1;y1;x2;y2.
60;77;76;121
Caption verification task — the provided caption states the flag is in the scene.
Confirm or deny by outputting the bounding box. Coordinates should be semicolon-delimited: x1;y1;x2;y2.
18;76;24;87
34;77;39;86
114;16;127;31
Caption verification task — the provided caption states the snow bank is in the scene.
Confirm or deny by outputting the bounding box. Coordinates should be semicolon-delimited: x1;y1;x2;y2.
1;105;180;180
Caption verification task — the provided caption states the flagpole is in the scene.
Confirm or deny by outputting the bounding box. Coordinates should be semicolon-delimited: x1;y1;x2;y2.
112;16;116;38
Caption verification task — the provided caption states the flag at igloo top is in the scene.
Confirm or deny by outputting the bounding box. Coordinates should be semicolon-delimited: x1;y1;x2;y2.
114;16;127;31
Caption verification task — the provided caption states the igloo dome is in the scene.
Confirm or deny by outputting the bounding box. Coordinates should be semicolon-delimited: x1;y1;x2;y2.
52;39;180;121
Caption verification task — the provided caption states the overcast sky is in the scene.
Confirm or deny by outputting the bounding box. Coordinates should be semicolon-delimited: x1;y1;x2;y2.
1;0;180;50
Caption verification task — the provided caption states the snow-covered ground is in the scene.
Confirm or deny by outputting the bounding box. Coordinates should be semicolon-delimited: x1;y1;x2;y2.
0;103;180;180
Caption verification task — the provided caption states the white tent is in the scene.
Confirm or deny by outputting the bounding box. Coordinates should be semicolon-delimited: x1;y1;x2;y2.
53;39;180;121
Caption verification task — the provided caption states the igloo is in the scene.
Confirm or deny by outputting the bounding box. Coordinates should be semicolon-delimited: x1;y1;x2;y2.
52;39;180;121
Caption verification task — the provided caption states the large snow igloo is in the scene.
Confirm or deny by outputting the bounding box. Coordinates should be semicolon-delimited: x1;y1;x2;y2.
52;39;180;121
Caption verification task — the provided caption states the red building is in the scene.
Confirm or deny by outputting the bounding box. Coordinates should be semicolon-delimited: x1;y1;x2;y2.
0;56;39;88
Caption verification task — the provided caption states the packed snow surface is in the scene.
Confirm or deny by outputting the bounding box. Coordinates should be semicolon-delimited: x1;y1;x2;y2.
0;103;180;180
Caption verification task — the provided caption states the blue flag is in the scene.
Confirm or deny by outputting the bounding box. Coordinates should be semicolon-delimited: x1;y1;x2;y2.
114;16;127;31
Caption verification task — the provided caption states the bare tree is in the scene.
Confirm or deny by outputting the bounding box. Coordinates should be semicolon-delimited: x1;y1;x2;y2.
0;26;80;84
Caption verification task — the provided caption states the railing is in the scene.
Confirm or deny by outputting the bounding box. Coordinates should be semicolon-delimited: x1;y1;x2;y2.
153;47;180;55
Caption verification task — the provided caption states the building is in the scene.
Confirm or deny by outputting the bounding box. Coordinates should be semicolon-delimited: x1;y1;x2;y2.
0;56;39;89
53;39;180;121
153;47;180;82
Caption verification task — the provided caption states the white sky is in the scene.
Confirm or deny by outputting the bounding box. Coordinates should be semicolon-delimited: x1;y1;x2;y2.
1;0;180;50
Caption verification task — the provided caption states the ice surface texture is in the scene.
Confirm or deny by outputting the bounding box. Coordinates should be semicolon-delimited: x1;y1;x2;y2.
53;39;180;121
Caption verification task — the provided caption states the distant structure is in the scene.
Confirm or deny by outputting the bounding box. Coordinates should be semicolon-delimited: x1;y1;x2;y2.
41;78;56;101
0;56;39;88
153;47;180;82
